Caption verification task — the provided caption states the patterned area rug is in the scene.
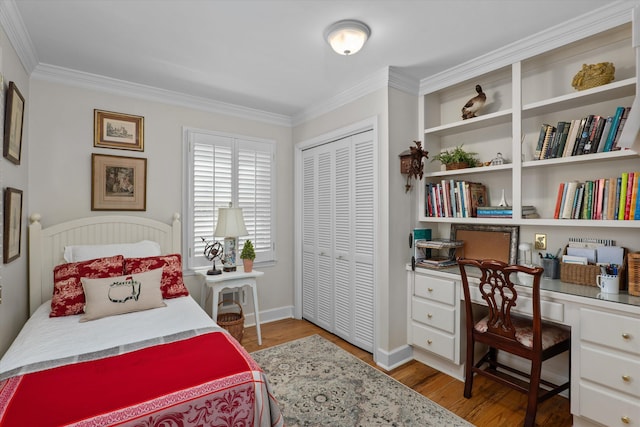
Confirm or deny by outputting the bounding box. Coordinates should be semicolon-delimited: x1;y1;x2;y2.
251;334;474;426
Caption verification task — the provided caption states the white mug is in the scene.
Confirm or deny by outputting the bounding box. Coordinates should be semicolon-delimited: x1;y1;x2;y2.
596;274;619;294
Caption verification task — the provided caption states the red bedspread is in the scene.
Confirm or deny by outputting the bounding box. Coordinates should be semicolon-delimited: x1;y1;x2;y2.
0;331;282;427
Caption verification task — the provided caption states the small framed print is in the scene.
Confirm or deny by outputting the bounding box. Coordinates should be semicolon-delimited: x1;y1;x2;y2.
3;82;25;165
91;154;147;211
94;109;144;151
3;187;23;263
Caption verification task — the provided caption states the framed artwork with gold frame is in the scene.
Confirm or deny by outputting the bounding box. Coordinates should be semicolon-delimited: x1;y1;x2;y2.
94;109;144;151
3;187;23;263
91;154;147;211
3;82;25;165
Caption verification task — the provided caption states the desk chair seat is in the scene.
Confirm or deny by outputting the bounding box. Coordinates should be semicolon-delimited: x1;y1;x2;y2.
458;258;571;427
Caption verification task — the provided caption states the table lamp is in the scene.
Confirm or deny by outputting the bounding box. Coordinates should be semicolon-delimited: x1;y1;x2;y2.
214;203;248;272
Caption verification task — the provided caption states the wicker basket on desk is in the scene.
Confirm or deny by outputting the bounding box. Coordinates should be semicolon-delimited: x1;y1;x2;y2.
560;262;601;286
628;253;640;296
217;301;244;343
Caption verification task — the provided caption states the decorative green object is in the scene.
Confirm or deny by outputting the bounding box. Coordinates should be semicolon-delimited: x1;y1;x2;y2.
240;240;256;260
431;145;479;169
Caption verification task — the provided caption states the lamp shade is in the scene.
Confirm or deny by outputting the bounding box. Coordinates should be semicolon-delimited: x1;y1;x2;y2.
214;207;247;238
325;20;370;56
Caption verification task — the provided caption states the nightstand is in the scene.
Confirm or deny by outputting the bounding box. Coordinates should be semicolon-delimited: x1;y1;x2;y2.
198;267;264;345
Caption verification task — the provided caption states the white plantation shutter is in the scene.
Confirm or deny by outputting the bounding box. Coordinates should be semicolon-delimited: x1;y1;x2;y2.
185;129;275;269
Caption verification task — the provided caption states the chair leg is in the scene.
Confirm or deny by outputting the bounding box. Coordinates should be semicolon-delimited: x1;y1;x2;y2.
524;360;542;427
463;337;475;398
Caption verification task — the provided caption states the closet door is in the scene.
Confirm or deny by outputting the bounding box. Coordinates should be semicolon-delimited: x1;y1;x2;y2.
352;131;374;351
301;130;374;353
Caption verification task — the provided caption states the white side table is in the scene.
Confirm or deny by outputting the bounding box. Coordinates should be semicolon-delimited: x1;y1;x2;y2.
197;267;264;345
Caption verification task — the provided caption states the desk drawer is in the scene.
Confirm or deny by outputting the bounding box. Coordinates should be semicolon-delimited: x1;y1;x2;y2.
411;297;456;334
581;345;640;396
414;274;456;305
580;308;640;355
411;322;455;361
579;383;640;427
467;286;564;323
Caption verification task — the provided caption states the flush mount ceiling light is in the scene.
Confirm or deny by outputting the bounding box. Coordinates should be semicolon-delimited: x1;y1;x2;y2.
325;19;371;55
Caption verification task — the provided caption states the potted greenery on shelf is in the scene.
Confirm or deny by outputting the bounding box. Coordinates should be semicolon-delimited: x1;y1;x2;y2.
240;240;256;272
431;145;479;170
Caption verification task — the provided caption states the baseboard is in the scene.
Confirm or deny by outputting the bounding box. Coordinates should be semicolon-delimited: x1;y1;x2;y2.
375;344;413;371
243;305;294;327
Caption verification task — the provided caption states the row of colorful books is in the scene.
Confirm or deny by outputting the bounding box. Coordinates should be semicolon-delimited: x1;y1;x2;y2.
534;106;630;160
425;180;487;218
553;172;640;220
476;205;538;219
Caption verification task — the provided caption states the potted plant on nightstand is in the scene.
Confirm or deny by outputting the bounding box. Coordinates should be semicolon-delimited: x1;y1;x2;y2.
240;240;255;272
431;145;479;170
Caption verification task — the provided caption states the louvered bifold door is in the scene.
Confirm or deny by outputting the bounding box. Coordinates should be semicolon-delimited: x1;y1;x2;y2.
352;130;375;352
333;137;354;342
301;150;317;323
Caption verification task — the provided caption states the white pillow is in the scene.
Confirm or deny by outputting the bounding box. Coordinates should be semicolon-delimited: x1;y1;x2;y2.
80;267;166;322
64;240;162;263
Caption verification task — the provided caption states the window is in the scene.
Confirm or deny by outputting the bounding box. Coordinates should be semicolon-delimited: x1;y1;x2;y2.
184;128;276;270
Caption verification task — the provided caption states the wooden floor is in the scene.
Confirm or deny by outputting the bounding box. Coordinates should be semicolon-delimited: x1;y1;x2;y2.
242;318;572;427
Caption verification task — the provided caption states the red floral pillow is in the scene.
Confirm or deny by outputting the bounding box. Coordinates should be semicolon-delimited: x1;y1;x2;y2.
50;255;125;317
124;254;189;299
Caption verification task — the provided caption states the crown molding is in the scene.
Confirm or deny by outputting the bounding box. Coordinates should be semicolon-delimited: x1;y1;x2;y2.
31;63;293;127
0;0;38;73
292;67;418;126
419;1;635;94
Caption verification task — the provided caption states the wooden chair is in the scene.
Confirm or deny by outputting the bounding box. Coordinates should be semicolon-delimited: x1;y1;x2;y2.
458;258;570;427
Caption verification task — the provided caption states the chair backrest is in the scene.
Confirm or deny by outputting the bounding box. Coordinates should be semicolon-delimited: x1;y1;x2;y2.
458;258;545;351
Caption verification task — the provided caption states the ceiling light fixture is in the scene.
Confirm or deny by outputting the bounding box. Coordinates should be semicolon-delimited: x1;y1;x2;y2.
325;19;370;56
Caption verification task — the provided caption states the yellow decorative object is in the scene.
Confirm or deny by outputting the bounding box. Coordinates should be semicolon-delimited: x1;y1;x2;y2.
571;62;615;91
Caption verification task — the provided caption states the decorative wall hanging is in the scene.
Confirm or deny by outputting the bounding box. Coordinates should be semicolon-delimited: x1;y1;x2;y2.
3;187;23;263
91;154;147;211
94;109;144;151
399;140;429;192
3;82;25;165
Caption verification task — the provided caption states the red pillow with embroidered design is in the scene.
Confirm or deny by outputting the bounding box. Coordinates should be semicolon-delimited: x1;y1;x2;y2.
124;254;189;299
50;255;125;317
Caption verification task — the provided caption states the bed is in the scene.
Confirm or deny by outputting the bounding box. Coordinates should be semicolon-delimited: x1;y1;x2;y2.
0;214;283;427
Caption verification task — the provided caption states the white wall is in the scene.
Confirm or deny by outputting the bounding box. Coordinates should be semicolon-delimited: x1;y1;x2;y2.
23;78;295;336
0;27;30;355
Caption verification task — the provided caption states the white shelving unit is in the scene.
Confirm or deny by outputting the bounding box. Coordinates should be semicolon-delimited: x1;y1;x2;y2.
418;8;639;229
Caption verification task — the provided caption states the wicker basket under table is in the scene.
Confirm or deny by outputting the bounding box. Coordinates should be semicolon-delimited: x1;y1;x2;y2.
217;301;245;343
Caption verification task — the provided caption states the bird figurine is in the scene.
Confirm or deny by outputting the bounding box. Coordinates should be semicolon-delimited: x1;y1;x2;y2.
461;84;486;120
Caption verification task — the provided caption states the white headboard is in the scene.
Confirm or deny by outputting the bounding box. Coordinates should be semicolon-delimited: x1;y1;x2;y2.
28;213;181;315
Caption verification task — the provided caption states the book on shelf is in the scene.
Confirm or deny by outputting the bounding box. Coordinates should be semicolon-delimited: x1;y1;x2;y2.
574;114;594;155
624;172;635;220
552;121;571;158
553;182;565;219
561;181;580;219
416;258;458;268
603;106;625;152
534;124;550;159
596;116;613;153
573;184;584;219
562;119;581;157
611;106;631;151
538;124;555;159
618;172;628;220
584;115;606;154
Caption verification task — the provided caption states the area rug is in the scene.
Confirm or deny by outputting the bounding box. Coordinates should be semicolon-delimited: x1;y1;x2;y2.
251;334;474;426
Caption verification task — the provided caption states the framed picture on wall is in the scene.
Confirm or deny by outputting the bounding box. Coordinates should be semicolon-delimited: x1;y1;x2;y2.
3;187;23;263
91;154;147;211
3;82;25;165
94;109;144;151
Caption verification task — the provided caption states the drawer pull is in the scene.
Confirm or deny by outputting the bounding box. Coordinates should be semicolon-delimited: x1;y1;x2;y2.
622;332;631;340
621;416;630;424
427;339;433;345
622;375;631;382
427;287;434;292
427;313;433;319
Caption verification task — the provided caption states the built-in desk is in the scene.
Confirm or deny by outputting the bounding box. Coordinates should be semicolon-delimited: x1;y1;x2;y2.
407;265;640;427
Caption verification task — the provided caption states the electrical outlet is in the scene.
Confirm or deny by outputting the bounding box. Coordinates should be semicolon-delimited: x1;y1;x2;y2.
534;233;547;250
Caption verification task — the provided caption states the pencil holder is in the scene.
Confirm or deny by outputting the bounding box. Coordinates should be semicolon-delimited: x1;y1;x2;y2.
541;258;560;279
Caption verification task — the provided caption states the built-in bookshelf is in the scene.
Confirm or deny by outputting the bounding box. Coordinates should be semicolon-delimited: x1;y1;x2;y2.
418;8;639;229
